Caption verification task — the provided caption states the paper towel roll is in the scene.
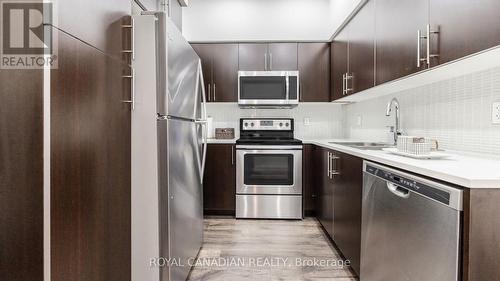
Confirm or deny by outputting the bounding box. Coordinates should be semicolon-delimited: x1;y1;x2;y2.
207;117;214;138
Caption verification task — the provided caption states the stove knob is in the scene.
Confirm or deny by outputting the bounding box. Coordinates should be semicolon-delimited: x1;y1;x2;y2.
250;122;255;127
279;122;283;127
285;122;290;127
244;122;248;127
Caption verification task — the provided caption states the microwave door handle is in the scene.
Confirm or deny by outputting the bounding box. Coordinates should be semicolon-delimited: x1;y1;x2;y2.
285;75;290;101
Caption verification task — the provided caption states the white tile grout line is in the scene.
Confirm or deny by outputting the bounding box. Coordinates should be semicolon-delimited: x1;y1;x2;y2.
43;55;51;281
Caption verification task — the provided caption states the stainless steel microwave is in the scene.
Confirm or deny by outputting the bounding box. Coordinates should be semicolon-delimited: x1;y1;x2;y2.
238;71;299;108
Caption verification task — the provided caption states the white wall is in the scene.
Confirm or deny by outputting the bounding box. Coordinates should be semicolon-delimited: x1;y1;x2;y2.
206;103;344;140
343;67;500;155
182;0;363;42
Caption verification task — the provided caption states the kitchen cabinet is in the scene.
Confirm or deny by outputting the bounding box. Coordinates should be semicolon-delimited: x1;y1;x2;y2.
238;43;268;71
331;29;348;101
191;44;239;102
315;146;334;238
375;0;429;84
302;144;316;216
331;1;374;101
298;43;331;102
312;146;363;275
238;43;298;71
332;151;363;275
429;0;500;65
347;0;375;94
268;43;298;70
203;144;236;215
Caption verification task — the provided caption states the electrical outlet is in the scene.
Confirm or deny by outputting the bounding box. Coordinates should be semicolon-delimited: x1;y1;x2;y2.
303;117;311;126
493;102;500;124
356;115;363;126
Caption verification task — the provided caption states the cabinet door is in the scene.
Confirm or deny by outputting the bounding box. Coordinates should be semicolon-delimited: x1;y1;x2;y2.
430;0;500;65
191;44;213;101
303;144;316;216
331;29;349;101
348;0;375;94
333;152;363;275
238;43;268;71
212;44;239;102
298;43;331;102
268;43;298;70
316;148;334;238
202;144;236;215
375;0;428;84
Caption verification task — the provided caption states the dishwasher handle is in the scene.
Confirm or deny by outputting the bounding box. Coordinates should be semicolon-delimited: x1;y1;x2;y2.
387;182;410;199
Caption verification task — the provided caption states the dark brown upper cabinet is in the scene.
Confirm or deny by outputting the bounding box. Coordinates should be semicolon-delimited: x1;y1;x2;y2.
268;43;298;70
347;0;375;94
238;43;268;71
331;1;374;101
429;0;500;65
239;43;298;71
192;43;239;102
331;29;349;101
375;0;429;84
298;43;331;102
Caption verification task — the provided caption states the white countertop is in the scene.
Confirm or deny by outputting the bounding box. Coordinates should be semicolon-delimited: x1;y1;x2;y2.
303;139;500;189
207;138;236;144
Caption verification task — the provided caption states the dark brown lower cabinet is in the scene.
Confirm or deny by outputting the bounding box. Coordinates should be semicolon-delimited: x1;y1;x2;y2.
203;144;236;215
332;151;363;275
313;146;363;276
315;146;334;238
302;145;316;216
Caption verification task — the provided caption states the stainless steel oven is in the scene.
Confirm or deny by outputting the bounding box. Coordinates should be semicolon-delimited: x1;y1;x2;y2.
238;71;299;108
235;118;303;219
236;145;302;195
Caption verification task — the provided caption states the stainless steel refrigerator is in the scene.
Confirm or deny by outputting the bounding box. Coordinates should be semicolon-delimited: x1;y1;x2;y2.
131;12;207;281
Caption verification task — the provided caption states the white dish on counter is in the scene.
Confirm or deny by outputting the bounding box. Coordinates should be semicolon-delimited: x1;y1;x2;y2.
382;147;451;159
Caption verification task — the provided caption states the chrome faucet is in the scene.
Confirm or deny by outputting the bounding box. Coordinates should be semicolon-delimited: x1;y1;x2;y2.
386;97;402;145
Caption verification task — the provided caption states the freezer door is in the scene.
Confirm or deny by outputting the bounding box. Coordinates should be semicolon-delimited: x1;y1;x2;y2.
158;118;203;281
156;12;201;119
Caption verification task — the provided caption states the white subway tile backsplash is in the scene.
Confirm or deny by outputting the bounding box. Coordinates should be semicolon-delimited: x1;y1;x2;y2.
206;103;344;140
343;66;500;155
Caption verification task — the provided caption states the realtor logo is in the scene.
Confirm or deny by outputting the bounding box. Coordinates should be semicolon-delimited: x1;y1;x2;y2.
1;0;58;69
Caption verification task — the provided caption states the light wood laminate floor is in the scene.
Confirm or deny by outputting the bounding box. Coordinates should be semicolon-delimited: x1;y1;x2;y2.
187;218;358;281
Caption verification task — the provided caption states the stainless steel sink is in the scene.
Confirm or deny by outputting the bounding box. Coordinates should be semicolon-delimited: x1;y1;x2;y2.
328;141;395;150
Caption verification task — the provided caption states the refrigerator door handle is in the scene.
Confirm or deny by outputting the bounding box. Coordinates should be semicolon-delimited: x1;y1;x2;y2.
196;60;208;183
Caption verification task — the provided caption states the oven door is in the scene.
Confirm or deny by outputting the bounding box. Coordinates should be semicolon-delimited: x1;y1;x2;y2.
236;146;302;195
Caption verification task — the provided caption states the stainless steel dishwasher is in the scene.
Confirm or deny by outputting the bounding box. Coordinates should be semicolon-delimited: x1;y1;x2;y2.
360;161;463;281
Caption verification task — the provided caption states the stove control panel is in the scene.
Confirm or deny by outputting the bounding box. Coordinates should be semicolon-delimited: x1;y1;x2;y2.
241;119;293;131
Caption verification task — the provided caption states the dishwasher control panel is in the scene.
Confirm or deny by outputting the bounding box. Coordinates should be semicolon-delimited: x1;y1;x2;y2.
365;164;451;206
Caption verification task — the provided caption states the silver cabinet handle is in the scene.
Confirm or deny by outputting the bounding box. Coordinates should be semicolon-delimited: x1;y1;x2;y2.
342;73;346;96
269;53;273;70
213;83;216;101
207;84;211;102
264;53;268;70
331;154;340;177
122;68;135;110
345;73;353;94
121;17;135;60
327;152;331;179
426;24;440;67
417;29;422;68
231;145;234;165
